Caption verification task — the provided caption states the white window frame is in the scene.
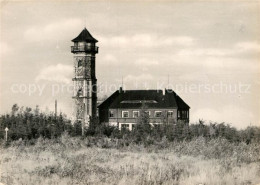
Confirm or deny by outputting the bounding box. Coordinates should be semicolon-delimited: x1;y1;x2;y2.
109;110;114;118
167;111;174;117
122;111;129;118
133;111;139;118
121;124;130;129
154;111;162;118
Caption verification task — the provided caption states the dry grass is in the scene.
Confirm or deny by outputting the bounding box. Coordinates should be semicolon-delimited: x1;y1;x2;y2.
0;136;260;185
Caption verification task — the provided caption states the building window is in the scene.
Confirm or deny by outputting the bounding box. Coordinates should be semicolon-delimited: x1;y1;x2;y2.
144;111;150;116
86;43;92;49
79;42;85;47
86;100;89;115
121;124;129;129
155;111;162;118
122;111;129;118
182;111;186;118
178;110;188;119
133;111;139;118
109;110;114;118
167;111;174;117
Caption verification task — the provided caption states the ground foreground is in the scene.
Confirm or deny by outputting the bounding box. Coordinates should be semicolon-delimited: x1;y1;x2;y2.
0;136;260;185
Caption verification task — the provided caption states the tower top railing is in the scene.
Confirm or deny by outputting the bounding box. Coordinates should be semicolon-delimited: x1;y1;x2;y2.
71;45;98;53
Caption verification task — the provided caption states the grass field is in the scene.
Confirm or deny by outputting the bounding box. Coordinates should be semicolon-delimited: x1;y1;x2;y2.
0;135;260;185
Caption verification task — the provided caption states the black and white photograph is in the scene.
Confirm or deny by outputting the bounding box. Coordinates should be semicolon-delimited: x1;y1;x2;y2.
0;1;260;184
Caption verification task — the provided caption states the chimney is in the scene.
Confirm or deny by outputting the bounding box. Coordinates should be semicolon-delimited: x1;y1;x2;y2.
119;87;123;93
163;88;166;96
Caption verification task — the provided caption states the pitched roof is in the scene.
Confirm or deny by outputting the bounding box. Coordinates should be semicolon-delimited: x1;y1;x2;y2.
98;89;190;109
72;28;98;43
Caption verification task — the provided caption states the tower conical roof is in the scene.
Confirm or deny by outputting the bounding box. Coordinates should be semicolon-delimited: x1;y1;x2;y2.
72;28;98;43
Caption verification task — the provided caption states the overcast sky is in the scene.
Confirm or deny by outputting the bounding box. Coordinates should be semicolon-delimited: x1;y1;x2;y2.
0;1;259;128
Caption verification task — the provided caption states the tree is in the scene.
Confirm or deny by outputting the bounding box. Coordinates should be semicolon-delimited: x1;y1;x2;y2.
0;104;72;140
11;104;19;116
132;103;151;143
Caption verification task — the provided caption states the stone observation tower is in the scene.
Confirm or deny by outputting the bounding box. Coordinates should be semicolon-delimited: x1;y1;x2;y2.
71;28;98;129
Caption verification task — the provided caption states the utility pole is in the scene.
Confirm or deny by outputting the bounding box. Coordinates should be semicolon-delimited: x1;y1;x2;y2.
55;99;57;119
167;74;170;89
122;76;124;89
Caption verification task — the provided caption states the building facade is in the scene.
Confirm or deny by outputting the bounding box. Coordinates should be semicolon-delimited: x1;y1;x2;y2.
98;88;190;130
71;28;98;128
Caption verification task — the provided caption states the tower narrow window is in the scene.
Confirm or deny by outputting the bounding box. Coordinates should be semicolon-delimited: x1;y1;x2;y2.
78;59;83;67
77;88;83;97
133;111;139;118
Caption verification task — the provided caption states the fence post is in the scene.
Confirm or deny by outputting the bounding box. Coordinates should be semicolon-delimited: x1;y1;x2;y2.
5;127;9;141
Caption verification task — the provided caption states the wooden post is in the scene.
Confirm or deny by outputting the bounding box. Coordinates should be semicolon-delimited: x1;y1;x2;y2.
5;127;8;141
